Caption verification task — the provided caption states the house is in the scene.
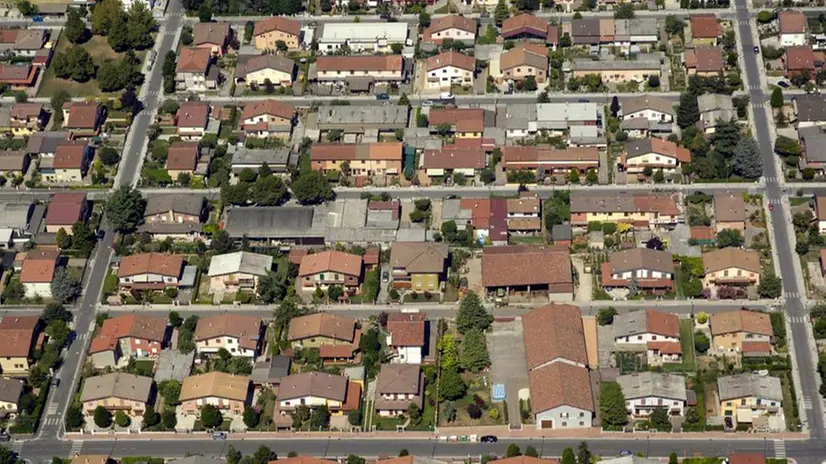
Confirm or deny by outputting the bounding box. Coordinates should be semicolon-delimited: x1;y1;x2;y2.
26;131;70;157
117;252;184;290
502;14;549;40
521;304;592;429
702;248;761;287
298;250;362;290
717;373;782;420
613;18;659;50
239;100;295;138
426;51;474;89
0;29;46;57
698;94;736;134
456;198;509;245
422;15;476;44
19;249;58;299
499;43;548;83
714;193;747;232
0;64;39;88
614;309;679;346
207;251;272;294
389;242;449;292
793;94;826;128
506;196;541;235
0;378;23;414
175;47;216;92
784;45;817;78
253;17;301;50
175;102;210;140
620;138;690;174
817;196;826;233
316;105;408;133
482;246;573;300
311;143;403;177
71;457;111;464
420;145;486;180
314;56;405;84
683;46;725;76
180;372;250;416
570;57;661;83
194;313;263;358
428;108;484;138
0;202;43;244
139;195;204;241
235;54;296;88
798;126;826;173
617;372;687;418
690;14;722;46
230;148;294;176
710;309;772;354
386;312;426;364
249;355;291;388
80;372;154;417
571;18;600;45
570;192;682;228
166;142;199;179
536;102;601;134
552;223;573;245
1;102;44;136
501;146;600;176
621;95;675;123
728;457;766;464
601;248;674;293
0;316;40;375
40;141;89;183
277;372;360;414
193;22;231;57
778;10;807;47
375;364;423;416
547;25;559;49
224;206;327;245
44;192;88;234
88;314;168;369
317;23;408;54
288;313;358;349
62;102;103;138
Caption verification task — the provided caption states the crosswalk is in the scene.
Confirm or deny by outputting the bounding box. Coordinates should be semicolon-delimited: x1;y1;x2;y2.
773;440;787;459
46;402;58;415
748;84;763;91
762;176;780;183
803;396;814;410
70;440;84;456
43;416;62;427
767;198;784;205
10;441;22;454
784;291;801;299
789;315;808;324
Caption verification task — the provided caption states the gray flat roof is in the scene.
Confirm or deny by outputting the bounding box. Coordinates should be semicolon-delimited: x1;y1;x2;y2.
230;147;294;170
572;58;661;72
225;206;327;239
316;105;409;127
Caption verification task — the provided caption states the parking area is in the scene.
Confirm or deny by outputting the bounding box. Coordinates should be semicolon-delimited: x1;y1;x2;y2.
154;349;195;382
487;320;530;426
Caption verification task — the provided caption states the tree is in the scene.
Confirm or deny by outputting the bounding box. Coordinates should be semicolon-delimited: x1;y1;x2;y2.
52;46;96;82
758;274;782;298
244;21;254;43
52;267;82;304
774;135;802;157
524;446;539;458
200;404;223;428
456;291;492;334
198;3;212;22
65;8;88;44
161;409;177;429
597;307;618;325
577;442;592;464
42;303;72;324
56;228;72;249
327;285;343;301
94;405;112;428
586;169;598;184
733;136;763;179
614;3;634;18
106;186;146;232
292;405;310;428
399;450;409;457
243;408;261;428
650;407;670;429
599;381;628;427
210;229;234;254
99;146;121;166
494;0;509;26
310;405;330;429
143;405;160;427
408;402;422;425
418;11;431;27
159;380;181;405
50;90;71;124
561;448;576;464
348;408;362;426
678;92;700;128
17;0;38;16
771;87;784;108
694;331;710;353
460;329;490;372
438;334;459;370
669;453;679;464
252;175;288;206
610;96;620;117
91;0;124;36
115;410;131;428
523;75;538;91
439;368;467;401
716;228;744;248
648;75;661;88
506;444;521;457
292;171;334;204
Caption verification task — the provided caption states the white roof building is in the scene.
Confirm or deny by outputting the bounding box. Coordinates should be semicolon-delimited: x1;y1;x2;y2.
207;251;273;277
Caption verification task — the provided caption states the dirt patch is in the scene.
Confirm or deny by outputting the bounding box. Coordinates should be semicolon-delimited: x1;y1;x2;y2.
465;256;483;296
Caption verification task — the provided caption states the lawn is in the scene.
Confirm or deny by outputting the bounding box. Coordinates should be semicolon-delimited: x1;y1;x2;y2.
439;374;504;427
509;235;547;245
662;319;697;372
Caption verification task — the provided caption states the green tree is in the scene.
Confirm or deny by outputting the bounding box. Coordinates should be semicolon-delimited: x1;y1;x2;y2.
770;87;784;108
243;408;261;428
399;450;409;457
614;3;634;18
733;136;763;179
51;267;82;304
252;175;288;206
143;405;160;427
348;408;362;426
64;8;88;44
292;404;311;428
94;405;112;428
494;0;509;26
669;453;679;464
459;329;490;372
159;379;181;405
456;291;492;334
774;135;802;157
292;171;334;204
597;307;618;325
438;333;459;370
561;448;576;464
506;444;521;457
419;11;431;27
310;405;330;429
200;404;223;428
577;442;592;464
524;446;539;458
716;228;744;248
98;146;121;166
56;228;72;249
599;381;628;427
586;169;598;184
52;46;97;82
161;409;177;429
106;186;146;232
694;331;710;353
244;21;254;43
758;274;782;298
50;90;71;124
198;3;212;22
438;368;467;401
650;407;670;429
91;0;124;35
66;404;85;429
677;92;700;128
115;410;131;427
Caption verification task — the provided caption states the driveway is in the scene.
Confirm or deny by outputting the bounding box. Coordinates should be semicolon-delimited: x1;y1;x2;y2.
487;320;530;427
571;255;592;302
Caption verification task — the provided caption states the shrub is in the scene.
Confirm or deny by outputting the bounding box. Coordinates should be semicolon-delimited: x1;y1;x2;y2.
467;403;482;419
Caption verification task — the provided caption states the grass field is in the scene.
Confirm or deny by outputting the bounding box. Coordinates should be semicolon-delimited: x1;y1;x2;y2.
38;35;128;98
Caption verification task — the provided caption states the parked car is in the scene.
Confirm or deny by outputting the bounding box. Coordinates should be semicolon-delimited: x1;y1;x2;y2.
50;377;60;388
777;80;790;89
480;435;498;443
753;46;760;53
440;92;455;100
212;432;227;440
381;271;389;283
422;100;434;107
0;433;9;442
619;451;633;457
375;93;390;101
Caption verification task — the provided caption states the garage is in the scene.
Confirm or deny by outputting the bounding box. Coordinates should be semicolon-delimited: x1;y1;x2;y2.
540;420;554;429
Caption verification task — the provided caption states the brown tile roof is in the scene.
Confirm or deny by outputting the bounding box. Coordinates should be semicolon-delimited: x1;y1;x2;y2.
502;13;549;38
644;309;679;337
89;314;167;354
278;371;348;401
390;242;449;274
502;146;599;168
786;45;815;71
691;46;724;73
621;95;675;116
193;22;229;47
421;145;485;170
180;371;250;402
426;51;474;72
176;47;212;73
166;142;199;171
428;15;477;35
500;43;548;72
288;313;356;343
176;102;210;128
690;14;722;39
10;102;42;120
428;108;484;132
547;25;559;44
528;362;593;414
647;341;682;355
507;196;540;215
779;11;806;34
368;142;404;160
194;314;262;351
376;364;421;395
570;192;680;216
316;55;403;72
710;309;772;336
691;226;716;240
80;372;153;403
624;138;690;163
817;196;826;220
238;54;295;78
45;192;86;227
298;250;362;278
522;303;588;368
117;253;184;278
0;150;27;171
240;100;295;122
608;248;674;274
253;17;301;38
318;343;358;359
702;248;761;274
728;455;766;464
65;102;100;129
482;245;572;289
19;249;57;283
53;142;86;169
386;312;426;347
0;315;39;357
714;193;747;223
310;143;403;162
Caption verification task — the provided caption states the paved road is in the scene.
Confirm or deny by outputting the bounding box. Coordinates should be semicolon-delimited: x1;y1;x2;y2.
201;93;683;106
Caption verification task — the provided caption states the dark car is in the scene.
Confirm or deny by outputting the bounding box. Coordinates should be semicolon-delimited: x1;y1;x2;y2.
578;98;590;103
480;435;498;443
50;377;60;388
619;451;633;457
753;46;760;53
375;93;390;101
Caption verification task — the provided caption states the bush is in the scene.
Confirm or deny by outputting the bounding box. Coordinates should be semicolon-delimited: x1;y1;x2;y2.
696;312;708;324
489;408;500;420
467;403;482;419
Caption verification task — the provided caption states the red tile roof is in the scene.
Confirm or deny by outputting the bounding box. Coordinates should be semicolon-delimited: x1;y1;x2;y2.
522;304;588;368
426;51;474;72
118;253;183;278
690;14;722;39
176;47;212;73
240;100;295;122
166;142;199;171
482;245;572;289
176;102;210;128
45;192;86;227
253;17;301;38
19;249;58;283
53;142;86;169
64;102;99;130
88;314;168;354
386;312;426;347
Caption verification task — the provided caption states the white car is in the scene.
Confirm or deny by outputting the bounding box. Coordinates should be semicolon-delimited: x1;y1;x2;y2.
440;92;455;100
